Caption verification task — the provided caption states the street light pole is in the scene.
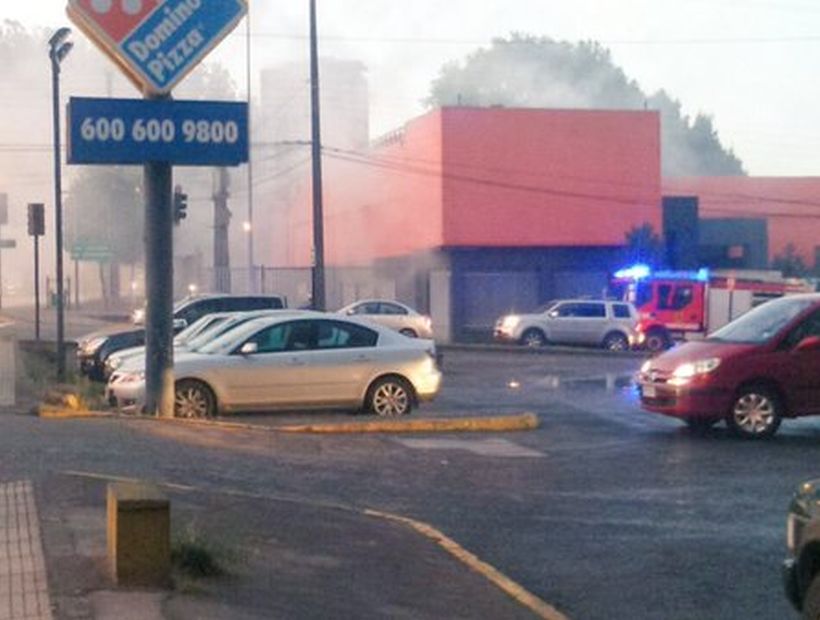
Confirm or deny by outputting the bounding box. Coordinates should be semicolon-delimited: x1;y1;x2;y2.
49;27;72;381
309;0;326;311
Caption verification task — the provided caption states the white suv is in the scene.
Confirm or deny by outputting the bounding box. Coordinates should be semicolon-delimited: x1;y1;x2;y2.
494;299;638;350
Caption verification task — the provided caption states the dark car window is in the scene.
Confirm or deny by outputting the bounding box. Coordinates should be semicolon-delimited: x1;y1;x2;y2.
612;303;632;319
176;299;219;324
352;302;380;315
576;303;606;318
709;297;816;344
635;282;653;309
247;323;290;353
317;320;378;349
554;303;580;318
379;302;408;316
780;309;820;350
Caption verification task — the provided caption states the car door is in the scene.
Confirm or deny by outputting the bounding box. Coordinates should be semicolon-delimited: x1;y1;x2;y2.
547;303;584;343
779;309;820;414
293;319;381;405
376;302;410;333
575;302;608;344
218;320;315;408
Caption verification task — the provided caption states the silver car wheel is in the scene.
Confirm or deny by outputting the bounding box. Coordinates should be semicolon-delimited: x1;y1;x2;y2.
174;381;215;418
731;392;776;435
521;329;546;348
370;380;411;416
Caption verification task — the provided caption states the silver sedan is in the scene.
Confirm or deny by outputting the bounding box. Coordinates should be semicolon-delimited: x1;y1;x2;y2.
107;312;442;418
337;299;434;339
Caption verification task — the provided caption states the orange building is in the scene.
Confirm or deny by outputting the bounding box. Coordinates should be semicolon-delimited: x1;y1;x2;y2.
287;107;661;266
283;107;662;339
663;177;820;269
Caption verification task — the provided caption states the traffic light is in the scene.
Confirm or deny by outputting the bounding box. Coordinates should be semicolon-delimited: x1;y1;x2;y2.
27;203;45;236
173;186;188;224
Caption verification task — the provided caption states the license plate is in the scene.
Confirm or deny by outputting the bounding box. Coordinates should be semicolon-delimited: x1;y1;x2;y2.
643;385;657;398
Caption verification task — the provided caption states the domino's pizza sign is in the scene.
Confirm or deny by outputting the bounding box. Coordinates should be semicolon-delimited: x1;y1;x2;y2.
67;0;247;95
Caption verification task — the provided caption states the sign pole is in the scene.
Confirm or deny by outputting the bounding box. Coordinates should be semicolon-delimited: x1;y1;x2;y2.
34;235;41;341
143;93;175;418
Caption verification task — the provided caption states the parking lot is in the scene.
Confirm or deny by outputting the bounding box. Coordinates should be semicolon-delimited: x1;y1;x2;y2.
100;348;820;619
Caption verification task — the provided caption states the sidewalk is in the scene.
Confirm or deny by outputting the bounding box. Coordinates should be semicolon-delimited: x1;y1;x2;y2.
34;472;557;620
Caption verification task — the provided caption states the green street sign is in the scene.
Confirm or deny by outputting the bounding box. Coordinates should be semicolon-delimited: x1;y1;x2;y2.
70;242;113;262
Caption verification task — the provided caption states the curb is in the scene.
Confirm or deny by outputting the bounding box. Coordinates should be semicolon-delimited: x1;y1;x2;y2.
38;408;539;434
275;413;539;434
365;508;568;620
37;406;113;419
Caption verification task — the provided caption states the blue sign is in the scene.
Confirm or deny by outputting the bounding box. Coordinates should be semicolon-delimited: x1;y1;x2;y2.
67;97;249;166
120;0;246;94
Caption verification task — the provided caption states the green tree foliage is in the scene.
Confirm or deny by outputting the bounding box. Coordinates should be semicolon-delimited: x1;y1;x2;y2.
771;243;808;278
625;223;665;268
426;33;745;177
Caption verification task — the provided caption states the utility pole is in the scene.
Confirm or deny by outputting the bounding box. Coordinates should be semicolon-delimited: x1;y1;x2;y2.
309;0;326;311
213;168;232;293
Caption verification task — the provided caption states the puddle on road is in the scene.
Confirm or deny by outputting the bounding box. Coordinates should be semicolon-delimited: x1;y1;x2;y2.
507;373;635;392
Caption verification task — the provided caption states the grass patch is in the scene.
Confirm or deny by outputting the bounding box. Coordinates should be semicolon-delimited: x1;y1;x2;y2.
171;525;229;580
16;342;107;410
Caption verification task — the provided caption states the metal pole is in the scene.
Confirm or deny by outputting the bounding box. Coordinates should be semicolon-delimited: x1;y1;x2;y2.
245;9;255;293
51;54;66;380
34;235;40;341
309;0;326;311
74;258;79;308
143;95;175;417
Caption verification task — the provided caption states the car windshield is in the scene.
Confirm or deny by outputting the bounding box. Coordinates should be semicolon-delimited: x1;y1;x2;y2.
195;319;272;355
175;315;229;345
186;315;262;351
536;301;558;313
707;297;815;344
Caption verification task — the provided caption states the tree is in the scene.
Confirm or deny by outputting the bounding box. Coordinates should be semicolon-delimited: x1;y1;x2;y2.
426;33;745;177
624;223;665;268
771;243;808;278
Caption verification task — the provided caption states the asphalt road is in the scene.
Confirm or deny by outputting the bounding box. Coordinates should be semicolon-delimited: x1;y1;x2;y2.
2;347;818;619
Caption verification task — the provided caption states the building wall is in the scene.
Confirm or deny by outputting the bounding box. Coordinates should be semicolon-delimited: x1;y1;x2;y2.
440;107;662;247
664;177;820;269
285;107;663;267
699;218;768;269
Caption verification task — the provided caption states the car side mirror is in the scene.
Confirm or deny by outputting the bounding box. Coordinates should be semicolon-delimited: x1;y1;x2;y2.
173;318;188;331
239;342;258;355
548;311;559;319
795;335;820;353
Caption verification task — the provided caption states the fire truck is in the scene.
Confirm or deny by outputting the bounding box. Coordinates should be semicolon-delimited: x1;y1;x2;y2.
609;264;814;351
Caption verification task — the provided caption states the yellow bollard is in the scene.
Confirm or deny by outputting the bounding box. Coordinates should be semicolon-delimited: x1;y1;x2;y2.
107;482;171;587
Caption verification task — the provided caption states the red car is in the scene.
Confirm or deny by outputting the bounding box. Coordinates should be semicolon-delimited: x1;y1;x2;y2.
638;293;820;438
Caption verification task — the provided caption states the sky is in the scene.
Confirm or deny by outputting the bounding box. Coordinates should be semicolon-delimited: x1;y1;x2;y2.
4;0;820;176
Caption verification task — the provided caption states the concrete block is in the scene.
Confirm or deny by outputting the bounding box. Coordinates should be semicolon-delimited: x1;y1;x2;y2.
107;482;170;588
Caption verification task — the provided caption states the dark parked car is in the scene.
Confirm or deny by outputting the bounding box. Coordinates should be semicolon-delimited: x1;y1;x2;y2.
77;294;287;381
638;293;820;438
784;478;820;619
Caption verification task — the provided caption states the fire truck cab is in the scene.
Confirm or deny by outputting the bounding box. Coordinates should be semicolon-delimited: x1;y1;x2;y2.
610;264;813;351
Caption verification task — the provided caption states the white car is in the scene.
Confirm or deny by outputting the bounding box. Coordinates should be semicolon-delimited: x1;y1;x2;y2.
494;299;639;350
107;312;442;418
337;299;433;339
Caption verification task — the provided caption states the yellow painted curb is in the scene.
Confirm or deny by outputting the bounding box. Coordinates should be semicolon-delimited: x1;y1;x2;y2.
276;413;540;434
38;406;113;419
364;508;568;620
